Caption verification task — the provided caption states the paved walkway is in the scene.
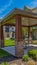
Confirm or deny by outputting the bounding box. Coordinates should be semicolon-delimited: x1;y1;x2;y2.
2;44;37;56
26;44;37;47
2;46;27;56
2;46;15;56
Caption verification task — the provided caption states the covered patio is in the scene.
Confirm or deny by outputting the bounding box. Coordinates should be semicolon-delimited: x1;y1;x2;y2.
0;8;37;57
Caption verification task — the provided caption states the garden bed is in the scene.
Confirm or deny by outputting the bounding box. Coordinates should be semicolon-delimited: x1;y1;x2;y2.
1;59;37;65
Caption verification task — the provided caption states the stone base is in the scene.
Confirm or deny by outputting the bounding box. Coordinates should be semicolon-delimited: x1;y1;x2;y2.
15;41;24;57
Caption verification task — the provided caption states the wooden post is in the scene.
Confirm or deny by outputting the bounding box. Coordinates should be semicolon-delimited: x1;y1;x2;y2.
28;26;32;44
28;26;30;38
15;15;24;57
0;25;4;47
28;26;30;44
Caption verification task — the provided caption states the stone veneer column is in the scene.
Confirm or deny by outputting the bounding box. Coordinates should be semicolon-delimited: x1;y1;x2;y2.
15;15;24;57
0;25;4;47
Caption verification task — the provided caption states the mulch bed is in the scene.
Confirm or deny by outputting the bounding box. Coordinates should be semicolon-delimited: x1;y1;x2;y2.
8;59;37;65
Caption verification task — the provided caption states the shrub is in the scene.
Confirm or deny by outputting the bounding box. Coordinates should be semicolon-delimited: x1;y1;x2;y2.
28;49;37;60
28;50;33;57
33;54;37;61
22;55;29;61
27;60;35;65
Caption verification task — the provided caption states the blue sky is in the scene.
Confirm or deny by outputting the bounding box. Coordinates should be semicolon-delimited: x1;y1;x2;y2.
0;0;37;19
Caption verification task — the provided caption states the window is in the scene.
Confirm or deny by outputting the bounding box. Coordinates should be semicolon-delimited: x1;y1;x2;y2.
5;26;9;32
12;27;14;32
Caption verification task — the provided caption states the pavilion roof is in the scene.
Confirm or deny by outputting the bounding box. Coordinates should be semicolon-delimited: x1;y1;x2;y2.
0;7;37;26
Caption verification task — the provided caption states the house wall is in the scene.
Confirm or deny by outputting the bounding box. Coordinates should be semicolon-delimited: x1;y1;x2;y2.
32;9;37;13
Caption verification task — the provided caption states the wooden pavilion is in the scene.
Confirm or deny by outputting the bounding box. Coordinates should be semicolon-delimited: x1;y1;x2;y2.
0;7;37;57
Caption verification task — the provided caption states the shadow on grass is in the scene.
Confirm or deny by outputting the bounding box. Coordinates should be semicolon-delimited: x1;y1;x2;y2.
0;55;18;64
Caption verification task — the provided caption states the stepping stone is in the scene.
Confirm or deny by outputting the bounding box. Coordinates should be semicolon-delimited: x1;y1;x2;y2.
10;63;17;65
21;63;24;65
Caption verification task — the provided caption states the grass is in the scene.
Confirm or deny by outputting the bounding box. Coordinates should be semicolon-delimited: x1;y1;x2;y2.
1;62;8;65
32;40;37;44
4;39;15;46
0;49;11;58
4;39;37;46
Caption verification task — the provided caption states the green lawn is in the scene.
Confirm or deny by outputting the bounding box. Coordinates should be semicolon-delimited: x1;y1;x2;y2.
0;49;9;65
0;49;11;58
33;40;37;44
1;62;8;65
4;39;15;46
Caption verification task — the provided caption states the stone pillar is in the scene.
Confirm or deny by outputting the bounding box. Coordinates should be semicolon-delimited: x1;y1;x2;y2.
0;25;4;47
15;15;24;57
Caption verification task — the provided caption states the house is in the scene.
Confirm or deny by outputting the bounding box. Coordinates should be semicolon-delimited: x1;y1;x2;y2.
3;26;15;39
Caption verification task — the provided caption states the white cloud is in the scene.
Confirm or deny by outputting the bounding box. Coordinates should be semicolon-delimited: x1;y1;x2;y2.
30;0;37;8
0;17;2;19
0;0;13;14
